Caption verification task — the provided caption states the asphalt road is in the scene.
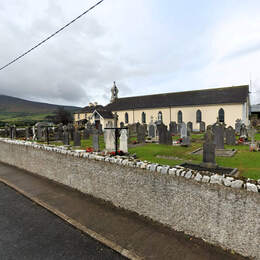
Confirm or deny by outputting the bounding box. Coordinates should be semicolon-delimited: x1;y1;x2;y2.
0;183;124;260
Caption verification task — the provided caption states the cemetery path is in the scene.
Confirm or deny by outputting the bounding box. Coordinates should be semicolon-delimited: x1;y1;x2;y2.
0;163;248;260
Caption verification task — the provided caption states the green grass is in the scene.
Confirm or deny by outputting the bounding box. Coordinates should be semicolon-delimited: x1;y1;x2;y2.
0;112;53;122
129;133;260;180
36;132;260;180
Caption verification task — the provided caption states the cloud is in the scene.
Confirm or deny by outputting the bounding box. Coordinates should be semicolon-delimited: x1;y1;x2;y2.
0;0;260;107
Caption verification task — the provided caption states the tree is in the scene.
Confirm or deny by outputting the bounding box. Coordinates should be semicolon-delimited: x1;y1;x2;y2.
52;107;73;125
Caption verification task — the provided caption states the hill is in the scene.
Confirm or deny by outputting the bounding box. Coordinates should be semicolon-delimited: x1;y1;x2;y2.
0;95;80;113
0;95;81;124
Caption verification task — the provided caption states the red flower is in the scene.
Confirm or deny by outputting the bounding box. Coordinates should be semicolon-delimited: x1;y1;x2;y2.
86;147;93;153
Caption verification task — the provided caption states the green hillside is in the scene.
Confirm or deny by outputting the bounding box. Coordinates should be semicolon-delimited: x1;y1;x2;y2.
0;95;81;125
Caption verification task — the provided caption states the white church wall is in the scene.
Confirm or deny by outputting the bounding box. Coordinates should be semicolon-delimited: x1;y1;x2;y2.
114;103;245;129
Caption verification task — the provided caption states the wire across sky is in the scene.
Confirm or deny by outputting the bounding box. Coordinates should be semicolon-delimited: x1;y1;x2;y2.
0;0;105;72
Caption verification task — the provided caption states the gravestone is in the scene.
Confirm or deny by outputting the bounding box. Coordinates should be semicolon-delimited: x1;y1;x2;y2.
158;124;172;145
57;124;63;140
73;130;81;146
11;125;17;139
200;121;206;132
83;129;90;140
248;126;257;143
36;123;44;140
63;131;70;145
119;129;128;153
187;122;193;133
169;121;178;135
182;129;190;147
201;126;216;168
98;124;103;134
177;123;182;134
92;129;100;152
180;123;187;138
104;129;115;152
148;124;156;138
120;122;124;128
137;124;146;143
226;126;236;145
32;126;36;140
68;124;75;140
212;123;224;149
4;124;9;138
148;117;157;138
235;119;242;135
240;124;248;139
212;123;225;149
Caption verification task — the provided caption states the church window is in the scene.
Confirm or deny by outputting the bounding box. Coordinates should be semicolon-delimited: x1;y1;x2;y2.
178;111;182;123
196;110;202;123
125;112;129;124
218;108;225;122
158;111;163;121
142;112;146;123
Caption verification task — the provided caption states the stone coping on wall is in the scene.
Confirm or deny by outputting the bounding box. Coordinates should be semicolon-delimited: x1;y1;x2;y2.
0;138;259;194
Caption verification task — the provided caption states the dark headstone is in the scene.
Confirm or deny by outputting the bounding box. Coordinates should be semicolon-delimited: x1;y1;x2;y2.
68;124;75;140
83;129;90;140
169;121;177;135
63;131;70;145
57;124;63;141
120;122;124;128
11;125;16;139
92;129;100;152
187;122;193;133
25;127;31;139
73;130;81;146
212;123;224;149
200;121;206;132
148;124;156;138
98;124;103;134
158;124;172;145
202;127;216;167
226;126;236;145
137;124;146;143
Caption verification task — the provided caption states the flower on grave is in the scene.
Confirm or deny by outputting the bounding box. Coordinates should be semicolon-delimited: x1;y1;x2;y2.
86;147;93;153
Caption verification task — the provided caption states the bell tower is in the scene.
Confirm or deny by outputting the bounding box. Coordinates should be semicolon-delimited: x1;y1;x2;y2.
110;81;119;103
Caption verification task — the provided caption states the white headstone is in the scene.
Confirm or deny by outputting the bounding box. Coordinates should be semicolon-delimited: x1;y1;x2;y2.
104;129;115;152
119;129;128;153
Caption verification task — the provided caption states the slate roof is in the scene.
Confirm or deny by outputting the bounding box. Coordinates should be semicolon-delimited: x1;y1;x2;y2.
76;105;104;114
93;109;114;119
105;85;249;111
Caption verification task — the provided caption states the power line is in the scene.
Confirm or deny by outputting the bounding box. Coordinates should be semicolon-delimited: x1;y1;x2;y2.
0;0;105;72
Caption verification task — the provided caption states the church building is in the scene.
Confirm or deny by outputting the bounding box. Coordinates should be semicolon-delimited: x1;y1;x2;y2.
74;83;250;130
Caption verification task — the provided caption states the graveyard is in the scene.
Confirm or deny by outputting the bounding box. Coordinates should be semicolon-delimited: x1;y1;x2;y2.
1;120;260;180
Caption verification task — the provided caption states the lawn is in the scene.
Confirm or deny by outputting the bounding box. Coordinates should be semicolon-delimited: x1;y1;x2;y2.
37;133;260;180
129;133;260;180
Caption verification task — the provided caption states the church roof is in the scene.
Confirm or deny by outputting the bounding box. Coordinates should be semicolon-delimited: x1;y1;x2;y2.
105;85;249;111
76;105;104;113
92;109;114;119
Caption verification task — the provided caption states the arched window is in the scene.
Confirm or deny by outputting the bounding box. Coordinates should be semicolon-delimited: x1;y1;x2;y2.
178;111;182;123
196;110;202;123
158;111;163;121
142;112;146;123
218;108;224;122
125;112;129;124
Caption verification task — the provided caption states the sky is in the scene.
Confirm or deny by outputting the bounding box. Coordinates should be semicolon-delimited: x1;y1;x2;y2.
1;0;260;107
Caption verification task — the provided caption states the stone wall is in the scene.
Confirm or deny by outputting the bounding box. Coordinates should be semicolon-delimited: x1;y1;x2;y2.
0;139;259;259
